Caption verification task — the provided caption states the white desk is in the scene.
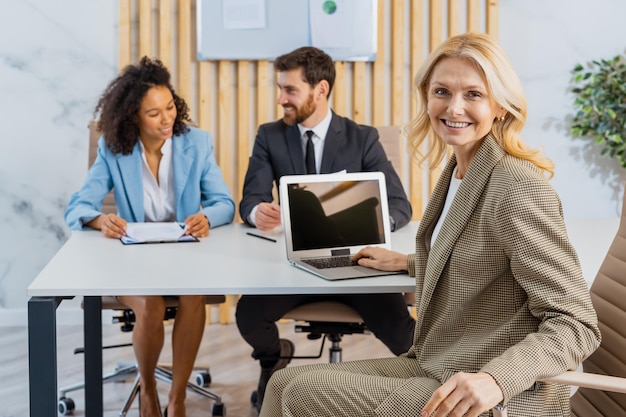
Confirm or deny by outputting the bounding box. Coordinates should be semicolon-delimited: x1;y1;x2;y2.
27;218;618;417
27;222;418;417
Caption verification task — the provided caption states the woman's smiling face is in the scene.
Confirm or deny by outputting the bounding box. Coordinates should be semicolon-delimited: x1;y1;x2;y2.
427;57;501;155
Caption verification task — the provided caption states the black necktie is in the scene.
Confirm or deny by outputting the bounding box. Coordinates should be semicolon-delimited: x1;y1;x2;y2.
305;130;316;174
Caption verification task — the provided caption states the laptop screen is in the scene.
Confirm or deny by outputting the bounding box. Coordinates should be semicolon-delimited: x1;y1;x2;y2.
279;172;391;256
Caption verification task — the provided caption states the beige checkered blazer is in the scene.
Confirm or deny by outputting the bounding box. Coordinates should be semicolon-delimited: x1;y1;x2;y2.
261;136;601;417
402;136;601;415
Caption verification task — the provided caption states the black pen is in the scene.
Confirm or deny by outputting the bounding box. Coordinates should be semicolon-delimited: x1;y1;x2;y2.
246;232;277;243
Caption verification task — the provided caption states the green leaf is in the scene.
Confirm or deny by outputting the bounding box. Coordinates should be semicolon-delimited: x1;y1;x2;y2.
570;54;626;168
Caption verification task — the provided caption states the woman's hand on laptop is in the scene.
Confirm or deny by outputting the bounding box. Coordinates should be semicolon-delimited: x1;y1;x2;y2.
353;247;408;272
255;202;282;231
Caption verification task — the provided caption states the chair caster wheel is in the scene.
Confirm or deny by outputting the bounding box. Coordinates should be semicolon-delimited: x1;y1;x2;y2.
250;390;258;405
195;370;212;387
58;397;75;415
211;402;226;416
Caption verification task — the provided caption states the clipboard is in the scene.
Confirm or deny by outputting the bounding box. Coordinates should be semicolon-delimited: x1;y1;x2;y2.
120;222;199;245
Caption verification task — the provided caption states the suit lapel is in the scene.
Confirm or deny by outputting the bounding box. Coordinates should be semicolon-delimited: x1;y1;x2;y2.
320;112;342;173
173;134;192;213
285;124;307;174
116;141;144;222
416;135;506;322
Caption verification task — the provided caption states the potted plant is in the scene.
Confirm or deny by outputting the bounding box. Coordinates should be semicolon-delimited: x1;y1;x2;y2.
571;55;626;168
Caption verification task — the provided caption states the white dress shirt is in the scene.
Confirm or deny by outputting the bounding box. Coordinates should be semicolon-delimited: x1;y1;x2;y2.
248;108;333;226
296;107;332;175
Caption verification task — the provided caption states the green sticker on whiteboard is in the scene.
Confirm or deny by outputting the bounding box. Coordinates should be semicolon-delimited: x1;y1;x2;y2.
323;1;337;14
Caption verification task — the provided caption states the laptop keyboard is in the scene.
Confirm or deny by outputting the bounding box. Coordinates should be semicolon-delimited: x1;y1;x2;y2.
302;255;358;269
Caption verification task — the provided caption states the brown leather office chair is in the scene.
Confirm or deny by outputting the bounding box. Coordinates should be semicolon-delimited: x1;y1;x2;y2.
494;183;626;417
57;122;226;416
566;183;626;415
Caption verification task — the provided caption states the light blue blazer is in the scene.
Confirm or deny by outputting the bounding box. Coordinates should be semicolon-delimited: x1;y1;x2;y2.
65;127;235;230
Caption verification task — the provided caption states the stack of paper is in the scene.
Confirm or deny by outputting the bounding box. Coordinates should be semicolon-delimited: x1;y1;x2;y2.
120;222;198;244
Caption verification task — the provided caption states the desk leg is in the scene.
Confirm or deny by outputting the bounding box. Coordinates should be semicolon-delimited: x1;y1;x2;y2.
84;296;103;417
28;296;61;417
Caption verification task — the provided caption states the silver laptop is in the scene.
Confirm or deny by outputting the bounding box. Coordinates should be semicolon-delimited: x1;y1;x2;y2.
278;171;400;280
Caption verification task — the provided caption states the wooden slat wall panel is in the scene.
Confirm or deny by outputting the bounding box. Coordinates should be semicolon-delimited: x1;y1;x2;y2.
119;0;131;68
217;61;232;186
448;0;463;37
371;0;386;127
333;62;348;116
257;61;271;129
177;0;192;105
390;0;404;127
158;0;171;69
487;0;500;37
409;0;425;219
197;62;212;130
237;60;251;207
138;0;151;58
428;0;444;193
352;62;366;124
118;0;498;323
468;0;482;32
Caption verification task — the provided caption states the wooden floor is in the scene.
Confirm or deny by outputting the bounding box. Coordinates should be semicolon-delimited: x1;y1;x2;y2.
3;320;393;417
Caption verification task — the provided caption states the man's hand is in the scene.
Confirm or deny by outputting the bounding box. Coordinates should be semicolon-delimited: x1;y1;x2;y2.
422;372;504;417
255;202;281;231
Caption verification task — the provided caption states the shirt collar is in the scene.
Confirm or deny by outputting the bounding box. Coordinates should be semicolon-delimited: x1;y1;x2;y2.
297;107;332;139
138;137;172;155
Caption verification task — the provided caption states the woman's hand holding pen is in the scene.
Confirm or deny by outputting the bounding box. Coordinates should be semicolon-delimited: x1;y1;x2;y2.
184;212;210;237
91;213;127;239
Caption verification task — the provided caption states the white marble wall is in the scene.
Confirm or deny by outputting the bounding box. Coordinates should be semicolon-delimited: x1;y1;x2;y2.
1;0;625;324
499;0;626;218
0;0;117;322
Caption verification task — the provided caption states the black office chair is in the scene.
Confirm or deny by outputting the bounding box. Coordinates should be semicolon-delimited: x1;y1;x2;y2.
248;125;416;408
57;295;226;416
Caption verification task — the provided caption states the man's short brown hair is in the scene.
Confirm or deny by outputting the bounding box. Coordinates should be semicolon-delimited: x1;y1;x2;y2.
274;46;335;98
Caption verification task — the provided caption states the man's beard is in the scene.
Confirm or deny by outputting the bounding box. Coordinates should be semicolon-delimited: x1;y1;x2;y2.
282;92;316;125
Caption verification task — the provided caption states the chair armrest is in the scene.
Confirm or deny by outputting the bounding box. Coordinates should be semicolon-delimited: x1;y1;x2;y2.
493;371;626;417
539;370;626;394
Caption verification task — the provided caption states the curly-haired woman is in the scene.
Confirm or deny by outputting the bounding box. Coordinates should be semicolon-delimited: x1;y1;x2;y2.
65;56;235;417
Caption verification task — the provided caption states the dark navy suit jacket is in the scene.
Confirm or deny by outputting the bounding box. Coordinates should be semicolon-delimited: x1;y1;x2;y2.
240;112;412;230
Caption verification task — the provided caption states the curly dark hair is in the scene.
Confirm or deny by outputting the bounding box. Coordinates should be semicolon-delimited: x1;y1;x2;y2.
93;56;191;155
274;47;335;98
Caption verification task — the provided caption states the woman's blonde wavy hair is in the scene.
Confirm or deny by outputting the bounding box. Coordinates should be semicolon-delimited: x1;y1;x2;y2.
405;32;554;177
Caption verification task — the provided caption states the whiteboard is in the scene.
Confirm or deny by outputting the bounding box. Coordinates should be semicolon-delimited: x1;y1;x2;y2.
197;0;377;62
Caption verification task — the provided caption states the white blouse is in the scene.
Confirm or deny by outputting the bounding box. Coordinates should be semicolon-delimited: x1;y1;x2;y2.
139;139;176;222
430;167;462;246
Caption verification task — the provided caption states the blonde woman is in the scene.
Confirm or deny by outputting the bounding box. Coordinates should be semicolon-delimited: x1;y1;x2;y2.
259;32;601;417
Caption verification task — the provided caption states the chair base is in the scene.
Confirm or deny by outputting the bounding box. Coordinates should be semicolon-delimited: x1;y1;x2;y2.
58;362;225;416
294;321;368;363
